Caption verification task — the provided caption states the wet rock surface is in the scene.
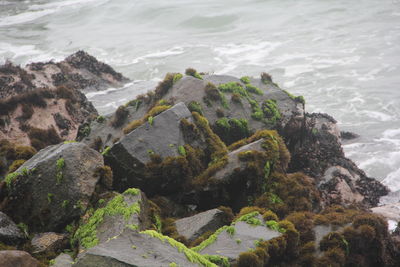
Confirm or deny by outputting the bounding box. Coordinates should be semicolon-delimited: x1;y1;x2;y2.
175;208;227;243
0;211;25;245
1;142;103;232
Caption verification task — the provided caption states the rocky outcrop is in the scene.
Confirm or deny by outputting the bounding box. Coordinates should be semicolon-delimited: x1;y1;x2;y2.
286;113;388;207
0;51;128;148
0;211;25;245
0;142;104;232
0;250;39;267
175;208;227;243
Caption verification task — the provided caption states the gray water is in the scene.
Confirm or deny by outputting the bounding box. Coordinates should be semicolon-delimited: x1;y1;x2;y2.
1;0;400;200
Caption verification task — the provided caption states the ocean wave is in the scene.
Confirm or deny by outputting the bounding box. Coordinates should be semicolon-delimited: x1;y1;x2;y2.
0;0;108;27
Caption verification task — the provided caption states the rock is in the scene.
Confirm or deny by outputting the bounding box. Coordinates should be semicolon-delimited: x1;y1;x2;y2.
193;212;282;263
31;232;68;254
106;102;207;193
1;142;103;232
287;113;388;207
175;208;227;243
0;211;25;245
73;230;213;267
74;188;151;249
340;131;360;140
0;250;39;267
82;73;303;152
52;253;74;267
0;50;128;147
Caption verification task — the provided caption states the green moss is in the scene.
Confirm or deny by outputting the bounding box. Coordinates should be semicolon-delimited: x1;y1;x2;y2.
185;68;203;80
17;223;29;237
262;99;281;125
226;226;235;236
203;255;230;267
173;73;183;84
126;224;139;231
169;263;179;267
240;76;251;84
192;225;232;252
141;230;217;267
123;188;140;196
62;200;69;208
5;167;34;187
188;101;203;115
219;91;229;109
213;118;250;145
96;115;105;123
246;84;263;95
283;90;305;105
178;145;186;157
235;211;262;226
56;158;65;185
73;188;141;249
249;99;263;121
266;220;286;233
47;193;54;203
101;146;111;156
125;99;142;111
63;140;76;144
148;116;154;126
218;82;249;98
8;159;25;173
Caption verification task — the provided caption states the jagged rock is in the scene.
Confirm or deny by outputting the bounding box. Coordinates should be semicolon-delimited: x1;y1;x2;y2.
82;73;303;151
287;113;388;207
175;208;227;243
0;51;128;99
31;232;68;254
0;50;128;147
106;102;207;193
0;250;39;267
52;253;74;267
1;142;103;232
73;230;213;267
194;213;282;263
340;131;360;140
0;211;25;245
74;188;151;249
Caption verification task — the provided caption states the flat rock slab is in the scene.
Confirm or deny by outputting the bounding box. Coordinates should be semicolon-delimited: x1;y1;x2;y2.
74;231;202;267
175;208;226;243
199;221;281;261
110;102;192;165
0;211;25;245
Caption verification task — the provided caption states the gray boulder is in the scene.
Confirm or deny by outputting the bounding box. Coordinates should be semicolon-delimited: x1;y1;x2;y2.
2;142;103;232
175;208;227;243
106;102;207;192
74;230;215;267
193;212;282;263
0;211;25;245
52;253;74;267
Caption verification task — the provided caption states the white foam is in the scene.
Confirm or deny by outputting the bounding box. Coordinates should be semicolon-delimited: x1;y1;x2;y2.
360;110;394;122
85;82;134;98
383;167;400;192
388;220;398;232
383;128;400;138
